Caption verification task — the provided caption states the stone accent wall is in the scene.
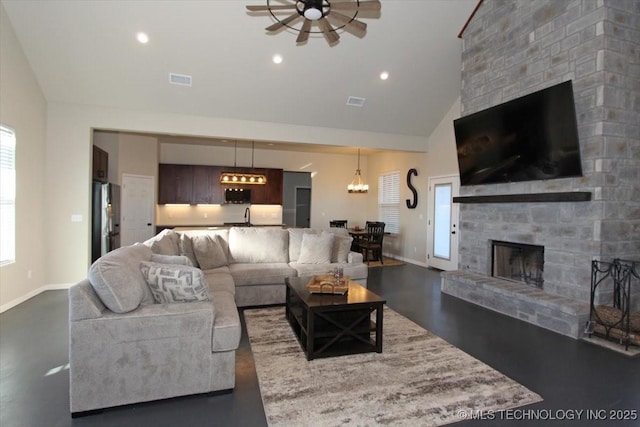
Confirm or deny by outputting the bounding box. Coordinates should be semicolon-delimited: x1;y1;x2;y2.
457;0;639;303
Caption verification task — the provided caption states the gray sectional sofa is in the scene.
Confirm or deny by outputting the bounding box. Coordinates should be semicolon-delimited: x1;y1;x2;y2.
69;226;367;414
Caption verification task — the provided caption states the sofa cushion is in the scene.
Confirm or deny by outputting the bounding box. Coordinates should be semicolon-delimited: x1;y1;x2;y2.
297;232;334;264
139;261;210;304
88;244;152;313
146;229;180;255
178;234;199;267
192;235;228;269
229;263;296;286
290;262;368;281
203;270;236;296
228;228;289;263
151;254;193;266
211;291;241;352
323;231;353;263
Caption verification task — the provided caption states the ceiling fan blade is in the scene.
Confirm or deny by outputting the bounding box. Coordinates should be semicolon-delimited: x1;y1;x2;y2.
327;11;367;37
318;17;339;44
296;19;312;43
331;1;381;12
246;5;297;11
265;12;301;32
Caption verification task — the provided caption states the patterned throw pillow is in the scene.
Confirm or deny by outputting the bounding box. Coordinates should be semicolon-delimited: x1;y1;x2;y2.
150;253;194;266
139;261;210;303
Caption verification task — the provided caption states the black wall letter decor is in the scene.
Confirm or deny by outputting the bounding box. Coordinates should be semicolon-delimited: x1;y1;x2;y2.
406;168;418;209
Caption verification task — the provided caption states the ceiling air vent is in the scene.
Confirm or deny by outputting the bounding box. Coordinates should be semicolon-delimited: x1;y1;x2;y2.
346;96;365;107
169;73;192;87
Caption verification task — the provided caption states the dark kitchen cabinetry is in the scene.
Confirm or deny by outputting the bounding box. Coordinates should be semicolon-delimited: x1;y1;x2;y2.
158;164;283;205
251;168;283;205
193;165;223;204
158;164;194;204
92;145;109;183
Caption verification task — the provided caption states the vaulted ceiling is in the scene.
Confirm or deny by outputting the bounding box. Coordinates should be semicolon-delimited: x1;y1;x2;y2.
3;0;476;144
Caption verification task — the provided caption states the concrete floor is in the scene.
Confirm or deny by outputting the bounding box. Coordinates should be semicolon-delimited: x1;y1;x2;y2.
1;264;638;427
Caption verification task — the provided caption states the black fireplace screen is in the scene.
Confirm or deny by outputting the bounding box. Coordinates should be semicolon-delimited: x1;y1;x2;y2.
491;240;544;288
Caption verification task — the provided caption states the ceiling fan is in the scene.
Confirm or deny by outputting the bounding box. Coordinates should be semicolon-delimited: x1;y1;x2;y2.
246;0;381;45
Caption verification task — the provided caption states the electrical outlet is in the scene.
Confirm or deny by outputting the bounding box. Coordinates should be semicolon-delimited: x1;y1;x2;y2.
204;213;208;218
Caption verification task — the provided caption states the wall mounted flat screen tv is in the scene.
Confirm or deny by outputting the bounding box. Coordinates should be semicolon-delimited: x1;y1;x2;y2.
453;81;583;186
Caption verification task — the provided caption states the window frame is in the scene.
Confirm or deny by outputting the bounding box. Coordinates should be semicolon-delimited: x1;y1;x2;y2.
0;124;16;266
378;170;400;234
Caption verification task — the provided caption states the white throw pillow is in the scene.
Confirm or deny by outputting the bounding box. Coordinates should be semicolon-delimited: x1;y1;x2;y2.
297;233;334;264
323;231;353;263
178;233;199;268
191;235;228;269
150;253;193;266
139;261;210;303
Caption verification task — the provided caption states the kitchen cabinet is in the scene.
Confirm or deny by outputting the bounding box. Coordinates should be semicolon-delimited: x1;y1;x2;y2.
92;145;109;183
251;168;283;205
158;164;283;205
193;165;223;204
158;164;194;204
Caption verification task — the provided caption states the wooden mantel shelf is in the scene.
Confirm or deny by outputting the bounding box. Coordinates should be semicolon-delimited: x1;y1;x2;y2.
453;192;592;204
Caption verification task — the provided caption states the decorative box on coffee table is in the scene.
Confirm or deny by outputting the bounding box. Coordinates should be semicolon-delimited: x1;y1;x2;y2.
285;276;386;360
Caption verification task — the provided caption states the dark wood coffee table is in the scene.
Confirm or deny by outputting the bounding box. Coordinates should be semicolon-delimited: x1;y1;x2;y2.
285;276;386;360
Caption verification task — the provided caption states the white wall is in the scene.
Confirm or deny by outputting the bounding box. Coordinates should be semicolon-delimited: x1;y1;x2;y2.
425;97;460;177
0;5;47;312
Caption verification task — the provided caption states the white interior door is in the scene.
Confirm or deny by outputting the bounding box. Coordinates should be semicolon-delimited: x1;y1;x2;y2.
427;175;460;271
121;174;155;246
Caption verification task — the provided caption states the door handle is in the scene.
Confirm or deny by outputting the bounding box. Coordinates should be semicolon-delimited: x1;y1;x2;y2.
451;231;456;234
147;223;152;226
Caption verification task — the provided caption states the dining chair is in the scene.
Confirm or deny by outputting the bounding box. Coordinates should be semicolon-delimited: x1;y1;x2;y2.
357;222;385;264
329;220;347;228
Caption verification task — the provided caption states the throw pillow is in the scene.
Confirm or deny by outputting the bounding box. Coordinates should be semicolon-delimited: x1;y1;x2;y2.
178;234;199;267
139;261;210;303
323;231;353;263
88;244;151;313
149;229;180;255
297;232;334;264
191;235;228;269
151;253;194;266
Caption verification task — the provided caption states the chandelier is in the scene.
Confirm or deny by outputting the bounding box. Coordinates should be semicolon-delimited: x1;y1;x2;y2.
347;148;368;193
220;141;267;185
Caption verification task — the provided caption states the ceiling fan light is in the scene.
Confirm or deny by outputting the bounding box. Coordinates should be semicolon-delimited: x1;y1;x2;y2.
304;7;322;20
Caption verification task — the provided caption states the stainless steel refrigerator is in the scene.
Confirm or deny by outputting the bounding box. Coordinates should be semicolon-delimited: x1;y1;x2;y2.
91;182;120;262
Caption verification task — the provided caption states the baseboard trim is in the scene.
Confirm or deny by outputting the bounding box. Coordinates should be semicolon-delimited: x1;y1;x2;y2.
0;283;73;314
384;252;427;268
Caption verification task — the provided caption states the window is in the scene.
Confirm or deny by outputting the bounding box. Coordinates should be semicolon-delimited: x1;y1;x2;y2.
378;171;400;234
0;125;16;265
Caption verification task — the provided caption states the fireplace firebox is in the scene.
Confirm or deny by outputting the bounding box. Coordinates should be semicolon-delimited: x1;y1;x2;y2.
491;240;544;289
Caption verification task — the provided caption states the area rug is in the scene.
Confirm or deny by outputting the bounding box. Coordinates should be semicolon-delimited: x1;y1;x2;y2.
366;257;405;268
244;307;542;426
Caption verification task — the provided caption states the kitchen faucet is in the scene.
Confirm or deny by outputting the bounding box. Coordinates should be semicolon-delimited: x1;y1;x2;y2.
244;207;251;226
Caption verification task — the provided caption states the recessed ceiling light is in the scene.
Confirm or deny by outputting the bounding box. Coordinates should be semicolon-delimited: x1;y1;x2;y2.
380;71;389;80
136;32;149;44
272;54;283;64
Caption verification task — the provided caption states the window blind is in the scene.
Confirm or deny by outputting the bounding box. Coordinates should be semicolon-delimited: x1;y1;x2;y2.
378;171;400;234
0;125;16;265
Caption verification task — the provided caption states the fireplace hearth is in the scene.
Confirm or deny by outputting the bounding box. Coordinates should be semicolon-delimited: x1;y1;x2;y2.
491;241;544;289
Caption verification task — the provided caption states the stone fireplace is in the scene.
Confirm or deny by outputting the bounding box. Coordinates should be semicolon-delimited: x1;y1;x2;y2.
491;241;544;289
441;1;639;339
